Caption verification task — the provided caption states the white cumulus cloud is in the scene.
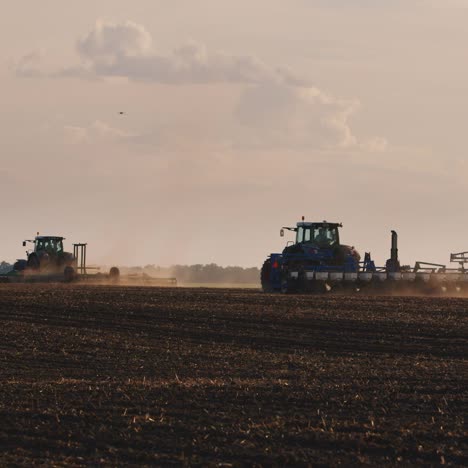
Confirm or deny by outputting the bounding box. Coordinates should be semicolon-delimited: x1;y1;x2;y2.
17;20;387;153
55;21;275;84
77;20;152;62
235;83;368;150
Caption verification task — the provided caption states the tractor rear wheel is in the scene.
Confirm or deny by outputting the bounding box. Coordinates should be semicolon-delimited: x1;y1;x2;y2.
64;266;76;282
109;267;120;283
260;259;273;292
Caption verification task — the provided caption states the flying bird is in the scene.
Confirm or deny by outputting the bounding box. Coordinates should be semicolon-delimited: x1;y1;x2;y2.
119;111;125;115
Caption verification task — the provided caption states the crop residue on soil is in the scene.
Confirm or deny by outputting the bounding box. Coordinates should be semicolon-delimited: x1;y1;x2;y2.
0;284;466;465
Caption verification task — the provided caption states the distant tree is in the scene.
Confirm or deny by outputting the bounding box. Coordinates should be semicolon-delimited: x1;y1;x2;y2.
0;261;12;274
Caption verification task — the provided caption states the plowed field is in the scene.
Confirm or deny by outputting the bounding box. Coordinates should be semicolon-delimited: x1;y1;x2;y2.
0;285;466;466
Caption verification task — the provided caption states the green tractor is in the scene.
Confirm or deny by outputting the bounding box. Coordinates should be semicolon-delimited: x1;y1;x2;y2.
14;235;77;280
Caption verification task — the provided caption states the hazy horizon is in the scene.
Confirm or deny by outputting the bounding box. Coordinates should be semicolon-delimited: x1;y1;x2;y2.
2;1;468;268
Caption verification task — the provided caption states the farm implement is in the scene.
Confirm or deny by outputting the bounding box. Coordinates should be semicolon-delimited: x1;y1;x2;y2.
0;234;177;286
0;235;120;283
261;219;468;294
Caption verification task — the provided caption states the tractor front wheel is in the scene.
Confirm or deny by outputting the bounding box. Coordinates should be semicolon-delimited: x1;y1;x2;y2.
14;260;28;272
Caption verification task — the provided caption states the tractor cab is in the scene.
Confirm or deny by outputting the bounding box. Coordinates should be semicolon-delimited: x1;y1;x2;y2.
296;222;340;248
282;221;342;249
23;236;65;257
20;235;74;271
34;236;64;256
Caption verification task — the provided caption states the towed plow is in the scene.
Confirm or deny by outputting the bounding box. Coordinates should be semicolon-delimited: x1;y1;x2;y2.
261;219;468;295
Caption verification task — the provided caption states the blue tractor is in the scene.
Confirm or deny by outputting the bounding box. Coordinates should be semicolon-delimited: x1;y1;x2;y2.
261;219;363;293
261;220;468;294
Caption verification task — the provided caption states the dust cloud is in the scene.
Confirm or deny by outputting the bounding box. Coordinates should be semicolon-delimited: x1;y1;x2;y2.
113;263;260;288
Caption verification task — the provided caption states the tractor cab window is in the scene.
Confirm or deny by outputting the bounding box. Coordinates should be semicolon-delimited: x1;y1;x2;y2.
46;239;62;254
312;227;338;247
296;226;339;247
35;238;63;254
296;227;304;243
46;240;55;254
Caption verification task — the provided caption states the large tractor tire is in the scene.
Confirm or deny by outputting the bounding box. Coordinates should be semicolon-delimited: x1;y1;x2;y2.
332;244;361;270
109;267;120;283
64;266;76;282
260;258;273;293
27;254;40;270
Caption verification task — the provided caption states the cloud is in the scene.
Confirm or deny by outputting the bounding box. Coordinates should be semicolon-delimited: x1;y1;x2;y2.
16;20;387;153
234;83;386;151
77;20;152;60
54;20;275;84
63;120;134;144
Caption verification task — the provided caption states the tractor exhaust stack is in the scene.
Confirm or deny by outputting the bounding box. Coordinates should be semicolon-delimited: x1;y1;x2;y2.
391;230;398;265
385;230;400;273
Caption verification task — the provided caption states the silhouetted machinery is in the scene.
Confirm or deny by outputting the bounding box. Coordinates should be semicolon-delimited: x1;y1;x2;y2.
261;218;468;294
4;234;120;283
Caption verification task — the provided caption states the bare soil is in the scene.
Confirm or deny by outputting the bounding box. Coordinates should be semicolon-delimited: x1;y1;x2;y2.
0;285;466;466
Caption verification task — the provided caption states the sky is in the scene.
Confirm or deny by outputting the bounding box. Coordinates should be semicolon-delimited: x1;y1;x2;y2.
1;0;468;268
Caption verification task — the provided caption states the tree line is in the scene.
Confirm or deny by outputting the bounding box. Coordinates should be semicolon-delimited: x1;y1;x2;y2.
0;262;12;274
